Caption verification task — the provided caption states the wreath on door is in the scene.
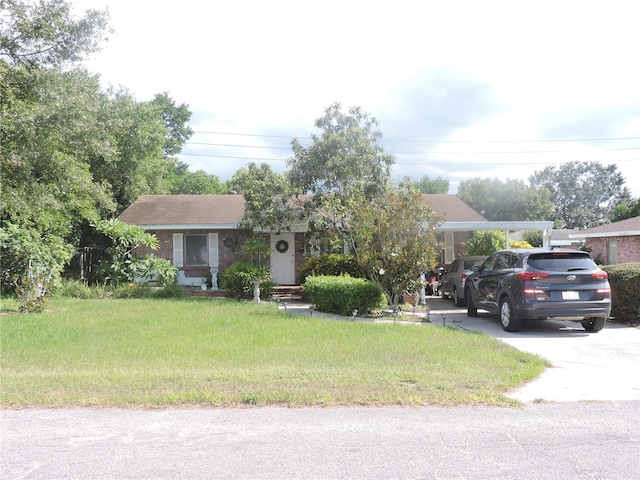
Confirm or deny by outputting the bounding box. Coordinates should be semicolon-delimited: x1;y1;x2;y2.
275;239;289;253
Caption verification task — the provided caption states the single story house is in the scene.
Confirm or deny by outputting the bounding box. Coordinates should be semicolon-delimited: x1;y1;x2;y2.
118;194;553;286
569;216;640;265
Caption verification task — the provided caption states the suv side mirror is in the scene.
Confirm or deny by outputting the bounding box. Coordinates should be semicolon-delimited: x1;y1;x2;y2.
471;265;480;273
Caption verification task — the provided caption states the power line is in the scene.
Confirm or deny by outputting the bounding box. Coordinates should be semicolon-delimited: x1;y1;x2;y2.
178;152;640;166
183;142;640;155
191;130;640;144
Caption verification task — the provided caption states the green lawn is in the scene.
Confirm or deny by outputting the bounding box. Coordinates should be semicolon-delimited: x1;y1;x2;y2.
0;298;547;407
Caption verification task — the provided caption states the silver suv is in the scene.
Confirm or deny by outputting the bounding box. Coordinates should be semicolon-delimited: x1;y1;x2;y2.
464;248;611;332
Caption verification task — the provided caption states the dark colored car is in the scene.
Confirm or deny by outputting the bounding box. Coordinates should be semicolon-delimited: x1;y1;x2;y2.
441;256;487;307
464;248;611;332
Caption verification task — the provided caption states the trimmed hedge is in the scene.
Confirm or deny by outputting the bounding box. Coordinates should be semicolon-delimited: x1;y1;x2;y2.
299;254;364;281
603;262;640;324
304;275;386;316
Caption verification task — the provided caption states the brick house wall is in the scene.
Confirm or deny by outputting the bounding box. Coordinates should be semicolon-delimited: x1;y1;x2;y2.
586;236;640;265
143;229;252;283
140;229;308;284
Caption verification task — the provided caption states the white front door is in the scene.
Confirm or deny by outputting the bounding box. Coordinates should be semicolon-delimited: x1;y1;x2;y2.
270;233;296;285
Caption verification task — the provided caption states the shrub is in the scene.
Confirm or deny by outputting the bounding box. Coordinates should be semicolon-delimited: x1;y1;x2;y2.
112;283;154;299
299;254;363;281
52;279;112;299
304;275;386;316
219;262;274;300
603;263;640;324
153;283;186;299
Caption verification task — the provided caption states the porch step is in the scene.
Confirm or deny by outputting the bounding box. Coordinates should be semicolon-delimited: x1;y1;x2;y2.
271;285;304;300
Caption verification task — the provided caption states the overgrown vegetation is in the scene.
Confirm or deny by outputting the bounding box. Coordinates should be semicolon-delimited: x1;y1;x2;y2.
49;279;186;299
299;254;363;281
219;262;274;299
93;219;176;286
466;230;533;256
0;298;547;407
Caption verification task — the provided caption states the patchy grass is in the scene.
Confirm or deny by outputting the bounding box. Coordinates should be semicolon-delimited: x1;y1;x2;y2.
0;298;546;408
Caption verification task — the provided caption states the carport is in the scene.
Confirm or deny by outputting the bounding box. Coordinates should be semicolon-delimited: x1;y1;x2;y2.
437;221;554;263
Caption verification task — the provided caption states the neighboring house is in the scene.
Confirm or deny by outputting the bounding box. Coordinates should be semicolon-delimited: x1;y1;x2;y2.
569;216;640;265
549;229;585;248
118;194;551;286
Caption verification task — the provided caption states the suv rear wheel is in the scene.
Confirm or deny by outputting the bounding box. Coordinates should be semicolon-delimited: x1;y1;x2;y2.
500;296;523;332
582;317;605;332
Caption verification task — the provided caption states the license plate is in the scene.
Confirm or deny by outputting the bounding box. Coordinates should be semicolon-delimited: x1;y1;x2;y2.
562;291;579;300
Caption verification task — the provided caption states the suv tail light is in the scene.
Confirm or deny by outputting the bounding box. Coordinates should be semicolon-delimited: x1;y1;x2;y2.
461;273;468;281
516;272;550;281
591;271;608;280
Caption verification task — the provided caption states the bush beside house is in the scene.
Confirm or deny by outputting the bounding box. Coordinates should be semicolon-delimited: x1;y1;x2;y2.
299;254;364;281
603;263;640;325
304;275;386;316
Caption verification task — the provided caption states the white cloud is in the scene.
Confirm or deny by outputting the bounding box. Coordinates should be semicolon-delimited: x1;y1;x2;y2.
71;0;640;196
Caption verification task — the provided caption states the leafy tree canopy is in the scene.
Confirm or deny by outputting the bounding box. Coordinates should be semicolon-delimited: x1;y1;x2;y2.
529;161;631;229
287;103;395;201
611;198;640;222
167;162;226;194
286;103;395;239
0;0;111;68
457;177;553;221
228;162;295;232
151;92;194;158
350;187;442;307
0;1;195;293
412;175;450;194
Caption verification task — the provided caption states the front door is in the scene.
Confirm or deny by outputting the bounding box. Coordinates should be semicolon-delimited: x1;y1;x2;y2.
270;233;296;285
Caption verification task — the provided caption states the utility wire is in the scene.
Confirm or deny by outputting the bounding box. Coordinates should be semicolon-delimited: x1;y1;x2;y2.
178;152;640;166
192;130;640;144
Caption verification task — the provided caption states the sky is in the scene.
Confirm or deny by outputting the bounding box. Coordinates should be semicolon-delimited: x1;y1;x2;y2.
70;0;640;197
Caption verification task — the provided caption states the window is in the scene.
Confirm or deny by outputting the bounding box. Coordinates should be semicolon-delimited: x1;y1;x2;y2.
185;234;208;266
527;252;596;272
607;240;618;265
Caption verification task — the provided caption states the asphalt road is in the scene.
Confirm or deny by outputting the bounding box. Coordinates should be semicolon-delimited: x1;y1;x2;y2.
2;298;639;479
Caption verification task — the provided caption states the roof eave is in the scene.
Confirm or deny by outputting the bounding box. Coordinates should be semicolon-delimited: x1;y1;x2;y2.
437;221;554;232
126;223;244;230
574;230;640;238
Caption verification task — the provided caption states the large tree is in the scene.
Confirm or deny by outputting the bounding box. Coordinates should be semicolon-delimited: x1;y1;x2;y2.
0;0;195;294
413;175;450;194
529;161;631;229
228;162;295;232
350;187;442;307
151;92;194;158
611;197;640;222
457;177;553;221
0;0;110;68
288;103;394;199
286;103;395;238
167;162;226;195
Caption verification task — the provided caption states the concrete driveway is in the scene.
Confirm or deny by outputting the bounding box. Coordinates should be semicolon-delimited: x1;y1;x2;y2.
282;297;640;403
419;297;640;403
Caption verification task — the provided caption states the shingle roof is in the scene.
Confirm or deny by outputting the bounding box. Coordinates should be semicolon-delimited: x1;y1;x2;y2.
421;194;487;222
118;195;246;226
118;193;486;228
574;216;640;238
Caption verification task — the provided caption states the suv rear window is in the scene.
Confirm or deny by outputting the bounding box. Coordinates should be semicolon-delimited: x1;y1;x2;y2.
527;253;597;272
